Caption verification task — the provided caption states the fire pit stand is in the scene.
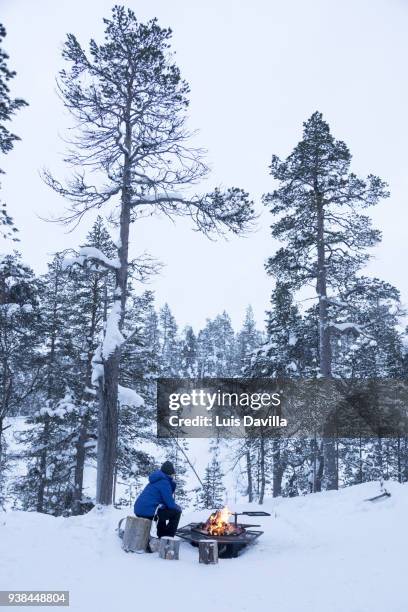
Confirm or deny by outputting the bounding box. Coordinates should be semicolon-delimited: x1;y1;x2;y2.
176;522;264;558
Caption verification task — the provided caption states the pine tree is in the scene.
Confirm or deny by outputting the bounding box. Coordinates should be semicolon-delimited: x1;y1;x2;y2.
245;285;308;498
44;7;254;505
264;112;389;490
332;277;406;487
0;254;40;506
197;312;236;376
180;326;198;377
196;454;225;509
331;277;403;380
15;255;76;514
66;218;117;512
250;283;305;377
236;305;262;374
0;24;27;240
166;440;190;507
16;219;118;515
159;304;180;376
117;290;159;498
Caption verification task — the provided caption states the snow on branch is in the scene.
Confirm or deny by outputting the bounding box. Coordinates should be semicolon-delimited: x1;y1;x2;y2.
91;304;142;386
324;296;348;308
331;321;377;344
102;301;125;359
118;385;144;408
331;322;364;334
62;246;120;272
137;190;182;203
37;393;78;419
91;345;103;385
79;247;120;270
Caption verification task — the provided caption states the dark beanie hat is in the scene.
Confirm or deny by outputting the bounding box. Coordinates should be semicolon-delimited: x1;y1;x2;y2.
161;461;175;476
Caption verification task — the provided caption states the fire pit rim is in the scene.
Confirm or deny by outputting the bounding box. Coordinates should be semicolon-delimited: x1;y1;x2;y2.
176;521;264;545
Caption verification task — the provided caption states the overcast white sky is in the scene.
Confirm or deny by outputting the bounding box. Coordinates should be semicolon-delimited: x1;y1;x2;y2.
1;0;408;332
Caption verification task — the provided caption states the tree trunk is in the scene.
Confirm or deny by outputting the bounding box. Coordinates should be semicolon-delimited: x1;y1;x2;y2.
312;437;324;493
316;193;337;490
376;435;383;480
96;352;120;505
259;435;266;504
272;437;283;497
397;436;401;483
96;123;131;505
359;436;363;484
73;416;88;513
36;416;49;513
256;446;260;497
246;447;253;503
323;437;337;489
315;450;324;492
316;195;331;378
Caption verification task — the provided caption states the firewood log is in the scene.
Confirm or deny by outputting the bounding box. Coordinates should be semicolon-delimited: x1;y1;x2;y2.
122;516;151;553
158;536;180;560
199;540;218;564
149;537;160;553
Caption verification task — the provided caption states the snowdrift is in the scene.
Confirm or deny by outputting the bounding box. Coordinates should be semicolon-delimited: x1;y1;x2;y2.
1;481;407;612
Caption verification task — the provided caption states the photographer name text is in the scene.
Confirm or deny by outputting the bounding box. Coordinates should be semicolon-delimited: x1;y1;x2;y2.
167;414;287;428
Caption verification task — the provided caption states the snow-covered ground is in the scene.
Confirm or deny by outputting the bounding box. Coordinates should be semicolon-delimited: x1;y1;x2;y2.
1;481;407;612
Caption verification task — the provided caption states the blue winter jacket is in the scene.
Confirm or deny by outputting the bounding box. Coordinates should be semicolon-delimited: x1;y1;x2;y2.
134;470;181;517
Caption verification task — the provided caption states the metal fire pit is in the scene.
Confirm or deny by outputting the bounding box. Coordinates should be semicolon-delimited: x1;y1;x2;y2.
176;522;264;558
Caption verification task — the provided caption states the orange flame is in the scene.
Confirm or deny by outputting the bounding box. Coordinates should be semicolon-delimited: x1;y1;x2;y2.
204;506;235;536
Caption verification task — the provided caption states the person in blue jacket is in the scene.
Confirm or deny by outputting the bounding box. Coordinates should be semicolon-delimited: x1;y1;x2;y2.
134;461;182;539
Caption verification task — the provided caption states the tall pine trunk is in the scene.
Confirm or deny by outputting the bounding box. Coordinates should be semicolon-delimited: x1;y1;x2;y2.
316;193;337;490
258;435;266;504
272;437;283;497
396;436;401;483
311;436;324;492
359;435;363;483
246;447;253;503
73;416;89;512
36;416;50;513
96;319;121;505
96;128;131;505
376;435;383;480
0;349;12;493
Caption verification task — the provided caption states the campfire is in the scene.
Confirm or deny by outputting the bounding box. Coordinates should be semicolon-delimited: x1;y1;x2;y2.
202;507;244;537
177;508;270;558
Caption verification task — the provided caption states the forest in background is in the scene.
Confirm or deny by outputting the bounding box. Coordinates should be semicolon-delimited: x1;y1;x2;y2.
1;7;408;517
